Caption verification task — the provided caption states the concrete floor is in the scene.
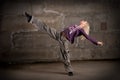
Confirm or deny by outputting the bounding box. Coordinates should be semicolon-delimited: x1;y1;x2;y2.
0;60;120;80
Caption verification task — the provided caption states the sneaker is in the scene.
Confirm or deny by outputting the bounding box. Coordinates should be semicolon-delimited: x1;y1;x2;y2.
25;12;32;22
68;72;73;76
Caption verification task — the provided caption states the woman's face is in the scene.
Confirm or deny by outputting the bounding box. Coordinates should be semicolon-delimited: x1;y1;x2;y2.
80;20;87;28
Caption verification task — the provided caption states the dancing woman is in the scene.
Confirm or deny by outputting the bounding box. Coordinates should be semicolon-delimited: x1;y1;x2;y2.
25;12;103;76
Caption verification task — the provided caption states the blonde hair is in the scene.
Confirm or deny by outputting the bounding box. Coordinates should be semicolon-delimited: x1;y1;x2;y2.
80;21;90;40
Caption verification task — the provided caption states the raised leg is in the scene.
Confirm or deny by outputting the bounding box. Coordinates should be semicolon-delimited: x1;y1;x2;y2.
25;12;59;40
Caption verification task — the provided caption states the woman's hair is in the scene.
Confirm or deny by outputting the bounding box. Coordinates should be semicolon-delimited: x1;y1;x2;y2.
80;21;90;40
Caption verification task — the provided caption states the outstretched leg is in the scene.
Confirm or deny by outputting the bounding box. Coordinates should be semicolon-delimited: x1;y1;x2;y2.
25;12;59;40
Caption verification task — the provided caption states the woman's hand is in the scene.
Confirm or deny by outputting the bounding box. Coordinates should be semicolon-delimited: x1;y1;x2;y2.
97;41;103;46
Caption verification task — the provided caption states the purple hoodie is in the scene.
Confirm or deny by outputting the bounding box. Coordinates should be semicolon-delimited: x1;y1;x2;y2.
62;25;98;45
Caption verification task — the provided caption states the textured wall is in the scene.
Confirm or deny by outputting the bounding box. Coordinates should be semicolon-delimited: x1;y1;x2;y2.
0;0;120;63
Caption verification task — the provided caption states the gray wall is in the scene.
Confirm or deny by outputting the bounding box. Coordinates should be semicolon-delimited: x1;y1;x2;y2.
0;0;120;63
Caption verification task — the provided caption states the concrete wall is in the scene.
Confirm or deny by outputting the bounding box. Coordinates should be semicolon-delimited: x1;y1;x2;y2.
0;0;120;63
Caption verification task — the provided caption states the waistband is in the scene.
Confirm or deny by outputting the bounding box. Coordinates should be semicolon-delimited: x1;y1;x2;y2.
60;32;69;40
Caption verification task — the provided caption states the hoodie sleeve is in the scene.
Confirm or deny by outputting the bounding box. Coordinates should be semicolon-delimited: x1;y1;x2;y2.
80;29;98;45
